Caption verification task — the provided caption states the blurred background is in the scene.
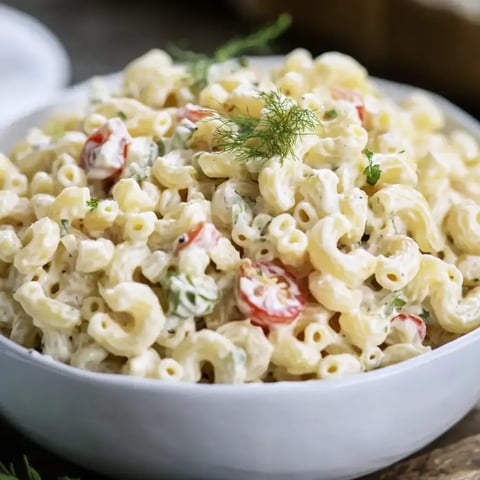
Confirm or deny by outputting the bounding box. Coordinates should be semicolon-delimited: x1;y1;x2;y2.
3;0;480;114
1;0;480;478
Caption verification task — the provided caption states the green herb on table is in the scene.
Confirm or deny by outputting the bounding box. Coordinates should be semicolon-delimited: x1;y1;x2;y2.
86;197;100;212
385;294;406;317
169;14;291;91
214;90;319;165
0;455;79;480
363;148;381;186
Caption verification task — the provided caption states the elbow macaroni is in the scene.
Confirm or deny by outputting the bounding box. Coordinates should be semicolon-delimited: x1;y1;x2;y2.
1;48;479;383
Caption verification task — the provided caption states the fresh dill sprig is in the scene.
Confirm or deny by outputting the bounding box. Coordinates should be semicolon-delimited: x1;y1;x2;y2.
169;13;291;91
213;13;291;62
214;90;319;166
0;455;79;480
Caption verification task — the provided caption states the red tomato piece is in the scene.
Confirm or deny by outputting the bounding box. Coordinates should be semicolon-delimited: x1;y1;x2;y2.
236;260;305;330
80;118;131;180
175;104;214;123
331;86;366;123
390;313;427;343
174;222;221;254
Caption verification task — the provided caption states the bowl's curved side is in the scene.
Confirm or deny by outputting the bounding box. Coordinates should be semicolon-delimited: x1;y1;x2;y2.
0;4;71;128
1;332;480;480
0;73;120;152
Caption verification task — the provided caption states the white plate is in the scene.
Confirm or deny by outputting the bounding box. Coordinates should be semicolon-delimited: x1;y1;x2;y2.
1;62;480;480
0;4;70;128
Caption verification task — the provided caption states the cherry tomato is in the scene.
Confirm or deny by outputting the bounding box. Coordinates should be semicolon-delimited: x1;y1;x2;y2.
174;222;221;254
175;104;214;123
390;313;427;343
236;260;305;330
80;118;131;180
331;86;366;124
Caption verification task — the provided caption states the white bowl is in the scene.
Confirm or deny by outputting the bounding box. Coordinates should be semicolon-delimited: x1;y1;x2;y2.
1;69;480;480
0;4;70;128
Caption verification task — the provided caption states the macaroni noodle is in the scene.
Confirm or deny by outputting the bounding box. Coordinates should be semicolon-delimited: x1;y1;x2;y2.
1;48;478;383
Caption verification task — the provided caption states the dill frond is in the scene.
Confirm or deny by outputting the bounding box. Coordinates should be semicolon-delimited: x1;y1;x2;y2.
214;90;319;166
170;14;291;91
0;456;80;480
214;13;291;62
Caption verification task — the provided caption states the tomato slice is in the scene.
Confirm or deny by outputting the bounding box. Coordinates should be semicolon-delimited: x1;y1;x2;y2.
390;313;427;343
175;104;214;123
236;260;305;330
80;118;131;180
174;222;221;254
331;86;366;124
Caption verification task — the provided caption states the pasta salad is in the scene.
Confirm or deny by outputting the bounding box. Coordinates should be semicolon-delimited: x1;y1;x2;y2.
1;43;479;384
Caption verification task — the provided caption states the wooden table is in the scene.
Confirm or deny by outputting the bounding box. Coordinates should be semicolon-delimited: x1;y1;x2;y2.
363;407;480;479
2;1;480;478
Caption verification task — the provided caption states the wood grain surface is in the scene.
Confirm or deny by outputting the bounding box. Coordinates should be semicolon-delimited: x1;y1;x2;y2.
364;406;480;479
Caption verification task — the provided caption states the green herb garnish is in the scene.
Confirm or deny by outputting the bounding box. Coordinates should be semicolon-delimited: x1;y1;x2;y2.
398;149;405;154
392;296;407;308
156;140;165;157
215;90;319;165
86;197;100;212
385;294;407;316
363;148;381;186
324;109;338;120
117;111;127;121
131;171;149;184
231;191;250;224
169;14;291;91
237;56;249;68
419;308;431;324
391;215;400;235
164;272;218;319
60;219;69;236
0;455;79;480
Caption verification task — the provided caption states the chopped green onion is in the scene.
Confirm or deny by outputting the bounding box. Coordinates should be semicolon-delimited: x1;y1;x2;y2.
363;148;381;186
